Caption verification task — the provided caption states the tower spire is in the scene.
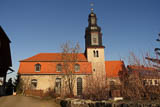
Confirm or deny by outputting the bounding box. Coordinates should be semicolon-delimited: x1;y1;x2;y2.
90;2;94;13
84;5;104;49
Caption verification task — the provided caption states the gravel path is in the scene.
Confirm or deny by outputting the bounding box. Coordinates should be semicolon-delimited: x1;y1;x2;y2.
0;95;61;107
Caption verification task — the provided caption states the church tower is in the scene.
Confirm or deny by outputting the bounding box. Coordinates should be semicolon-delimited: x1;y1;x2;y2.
85;8;106;76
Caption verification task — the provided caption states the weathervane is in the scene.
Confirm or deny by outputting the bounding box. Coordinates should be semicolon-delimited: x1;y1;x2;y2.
90;2;94;12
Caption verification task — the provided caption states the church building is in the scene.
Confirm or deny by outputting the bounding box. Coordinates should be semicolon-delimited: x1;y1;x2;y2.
18;10;125;96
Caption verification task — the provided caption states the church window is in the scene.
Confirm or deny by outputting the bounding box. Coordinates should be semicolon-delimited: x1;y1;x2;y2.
93;50;96;57
77;77;82;95
55;78;61;94
75;64;80;72
93;50;99;57
56;64;62;72
93;69;95;72
35;64;41;72
31;79;37;89
96;51;99;57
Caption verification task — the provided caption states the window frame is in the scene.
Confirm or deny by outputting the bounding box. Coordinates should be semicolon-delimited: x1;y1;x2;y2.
35;64;41;72
96;50;99;57
55;78;61;94
93;50;99;57
31;79;37;89
77;77;83;95
75;64;80;72
56;64;62;72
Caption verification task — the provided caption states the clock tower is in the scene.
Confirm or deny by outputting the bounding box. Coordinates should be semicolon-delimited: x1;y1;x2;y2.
85;9;106;77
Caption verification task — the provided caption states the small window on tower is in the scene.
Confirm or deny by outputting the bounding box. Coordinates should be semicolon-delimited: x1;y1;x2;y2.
93;50;96;57
91;17;96;25
93;50;99;57
93;69;96;72
91;33;98;45
93;38;97;43
96;51;99;57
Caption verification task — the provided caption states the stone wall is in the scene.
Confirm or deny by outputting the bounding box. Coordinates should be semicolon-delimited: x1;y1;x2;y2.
59;98;160;107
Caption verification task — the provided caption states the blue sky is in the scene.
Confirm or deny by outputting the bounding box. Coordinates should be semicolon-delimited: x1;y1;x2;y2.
0;0;160;80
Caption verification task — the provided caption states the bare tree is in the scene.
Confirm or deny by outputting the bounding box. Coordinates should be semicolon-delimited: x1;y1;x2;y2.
83;72;108;100
61;41;81;97
145;33;160;69
119;65;147;100
19;76;31;95
120;51;160;100
144;33;160;99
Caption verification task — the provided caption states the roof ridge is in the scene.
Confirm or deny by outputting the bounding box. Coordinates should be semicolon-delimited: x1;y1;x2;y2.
20;53;87;62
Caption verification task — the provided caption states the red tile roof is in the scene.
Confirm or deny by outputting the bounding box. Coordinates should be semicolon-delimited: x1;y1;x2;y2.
105;61;124;78
19;53;91;75
18;61;92;75
127;65;156;71
18;53;125;77
20;53;87;62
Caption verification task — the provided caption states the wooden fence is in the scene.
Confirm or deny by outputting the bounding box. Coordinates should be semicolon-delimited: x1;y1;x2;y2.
24;90;44;97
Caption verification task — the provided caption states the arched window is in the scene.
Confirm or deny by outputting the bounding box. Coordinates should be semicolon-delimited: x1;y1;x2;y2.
93;50;96;57
96;51;99;57
77;77;82;95
75;64;80;72
35;64;41;72
55;78;61;94
93;50;99;57
93;68;96;72
56;64;62;72
31;79;37;89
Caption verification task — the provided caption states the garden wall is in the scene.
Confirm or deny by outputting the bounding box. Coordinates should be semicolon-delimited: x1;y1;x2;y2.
59;98;160;107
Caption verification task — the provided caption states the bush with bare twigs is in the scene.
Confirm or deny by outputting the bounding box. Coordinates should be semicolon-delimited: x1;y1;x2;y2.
83;74;108;101
120;50;160;100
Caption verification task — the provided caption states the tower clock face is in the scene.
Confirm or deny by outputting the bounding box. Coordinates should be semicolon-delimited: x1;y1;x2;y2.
91;33;99;45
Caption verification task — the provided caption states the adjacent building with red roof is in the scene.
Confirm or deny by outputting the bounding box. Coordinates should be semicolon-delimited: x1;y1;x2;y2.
127;65;160;86
18;10;125;96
